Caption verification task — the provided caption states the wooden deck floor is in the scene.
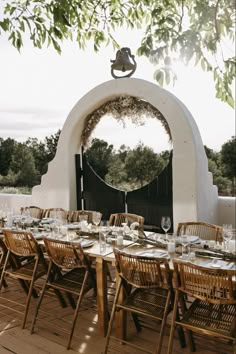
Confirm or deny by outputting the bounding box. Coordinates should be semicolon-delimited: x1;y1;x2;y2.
0;278;234;354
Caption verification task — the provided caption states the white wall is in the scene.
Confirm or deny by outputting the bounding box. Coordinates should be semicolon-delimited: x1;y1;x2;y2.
0;193;32;212
218;197;236;227
1;194;234;228
29;78;219;230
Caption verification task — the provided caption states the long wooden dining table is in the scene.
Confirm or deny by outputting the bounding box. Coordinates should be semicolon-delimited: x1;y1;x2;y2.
1;227;235;339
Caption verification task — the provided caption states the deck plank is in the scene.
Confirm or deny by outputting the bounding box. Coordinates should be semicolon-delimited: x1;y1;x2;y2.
0;279;234;354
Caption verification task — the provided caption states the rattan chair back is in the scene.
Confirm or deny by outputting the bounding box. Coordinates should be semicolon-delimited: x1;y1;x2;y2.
67;210;99;223
173;259;236;304
21;206;43;219
115;248;171;289
3;229;39;257
42;208;67;221
109;212;144;229
177;221;223;242
43;238;91;270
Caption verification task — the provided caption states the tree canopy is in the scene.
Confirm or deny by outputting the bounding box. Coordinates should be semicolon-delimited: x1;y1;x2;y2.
0;0;235;107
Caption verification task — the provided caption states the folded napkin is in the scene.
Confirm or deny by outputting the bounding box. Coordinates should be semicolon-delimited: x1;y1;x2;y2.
135;250;168;258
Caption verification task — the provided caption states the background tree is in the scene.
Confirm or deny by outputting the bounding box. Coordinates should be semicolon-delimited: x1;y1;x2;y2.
44;130;61;162
220;136;236;195
10;143;39;187
0;137;15;176
124;143;165;188
85;138;114;179
221;136;236;180
0;0;235;106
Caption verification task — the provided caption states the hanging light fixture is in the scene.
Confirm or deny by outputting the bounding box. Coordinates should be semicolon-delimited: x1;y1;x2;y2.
110;47;137;79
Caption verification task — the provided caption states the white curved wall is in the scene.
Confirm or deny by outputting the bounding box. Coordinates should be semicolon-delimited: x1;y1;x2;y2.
31;78;219;230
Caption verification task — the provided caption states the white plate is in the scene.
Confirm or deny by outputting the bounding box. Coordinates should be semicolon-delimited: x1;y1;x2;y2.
209;263;221;268
80;240;94;248
40;218;55;224
136;250;169;258
187;235;200;243
66;224;80;229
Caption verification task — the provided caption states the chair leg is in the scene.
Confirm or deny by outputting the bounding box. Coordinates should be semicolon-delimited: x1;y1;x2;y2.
132;313;142;332
104;279;122;354
156;291;171;354
0;251;10;290
179;294;195;352
22;278;35;329
67;273;89;350
31;281;48;334
167;291;179;354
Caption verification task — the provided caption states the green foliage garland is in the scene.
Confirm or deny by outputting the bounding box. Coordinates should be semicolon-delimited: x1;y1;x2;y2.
81;95;171;146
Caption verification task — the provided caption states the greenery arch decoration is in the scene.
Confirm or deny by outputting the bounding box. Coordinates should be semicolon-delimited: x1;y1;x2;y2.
81;95;172;146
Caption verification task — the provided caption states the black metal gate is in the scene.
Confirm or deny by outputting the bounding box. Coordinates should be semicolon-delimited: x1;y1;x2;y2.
75;153;173;231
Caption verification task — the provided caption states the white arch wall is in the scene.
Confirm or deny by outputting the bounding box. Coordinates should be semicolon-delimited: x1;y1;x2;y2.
32;78;219;230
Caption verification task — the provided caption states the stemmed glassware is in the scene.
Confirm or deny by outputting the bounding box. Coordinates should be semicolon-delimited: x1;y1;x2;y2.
92;212;102;231
161;216;171;240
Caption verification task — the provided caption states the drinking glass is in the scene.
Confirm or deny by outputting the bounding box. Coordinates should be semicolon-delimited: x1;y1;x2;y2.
180;234;190;259
79;214;88;223
99;231;106;253
223;224;233;250
161;216;171;240
92;212;102;231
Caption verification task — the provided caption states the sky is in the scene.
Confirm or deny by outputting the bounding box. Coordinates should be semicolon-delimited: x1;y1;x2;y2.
0;26;235;153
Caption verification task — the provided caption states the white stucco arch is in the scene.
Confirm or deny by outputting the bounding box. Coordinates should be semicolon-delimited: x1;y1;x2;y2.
32;78;219;230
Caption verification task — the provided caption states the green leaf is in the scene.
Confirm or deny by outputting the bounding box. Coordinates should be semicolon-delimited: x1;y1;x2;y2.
226;95;235;108
154;70;164;86
0;19;10;31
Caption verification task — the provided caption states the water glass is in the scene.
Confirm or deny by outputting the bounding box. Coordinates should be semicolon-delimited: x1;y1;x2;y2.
79;214;88;222
99;231;106;253
181;235;190;259
223;224;232;250
167;234;175;254
116;230;124;246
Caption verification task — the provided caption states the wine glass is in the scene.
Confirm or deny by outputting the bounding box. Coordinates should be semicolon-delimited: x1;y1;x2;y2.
161;216;171;240
223;224;233;250
92;212;102;231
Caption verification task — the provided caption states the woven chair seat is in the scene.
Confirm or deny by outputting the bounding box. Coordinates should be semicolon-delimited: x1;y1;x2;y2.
48;268;95;295
6;259;46;281
180;299;236;338
121;287;171;319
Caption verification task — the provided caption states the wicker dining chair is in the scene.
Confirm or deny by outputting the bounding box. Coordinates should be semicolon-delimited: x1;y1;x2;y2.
104;248;185;354
167;259;236;354
0;229;48;328
176;222;223;242
42;207;67;221
31;238;97;350
109;212;144;229
67;209;100;224
21;206;43;219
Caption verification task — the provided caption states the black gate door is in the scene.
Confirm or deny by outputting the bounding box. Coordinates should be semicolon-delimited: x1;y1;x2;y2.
126;153;173;231
76;153;173;230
